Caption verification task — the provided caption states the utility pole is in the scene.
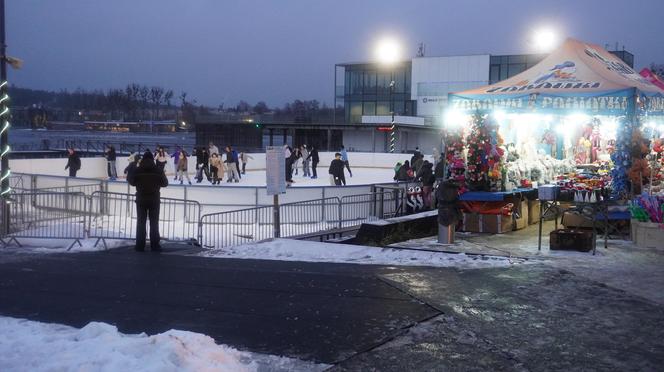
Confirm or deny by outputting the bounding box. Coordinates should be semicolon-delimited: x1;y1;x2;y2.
389;80;396;153
0;0;10;235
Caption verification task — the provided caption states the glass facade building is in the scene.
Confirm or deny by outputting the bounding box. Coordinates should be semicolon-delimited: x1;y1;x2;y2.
335;62;415;124
335;50;635;124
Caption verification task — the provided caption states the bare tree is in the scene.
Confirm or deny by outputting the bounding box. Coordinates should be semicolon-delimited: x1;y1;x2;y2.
149;86;164;120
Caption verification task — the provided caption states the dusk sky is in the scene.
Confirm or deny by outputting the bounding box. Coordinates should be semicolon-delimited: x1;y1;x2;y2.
7;0;664;107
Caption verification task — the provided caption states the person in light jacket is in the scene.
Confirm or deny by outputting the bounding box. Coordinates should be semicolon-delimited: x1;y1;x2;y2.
239;151;253;175
301;145;310;177
209;153;224;184
176;150;191;185
154;147;169;172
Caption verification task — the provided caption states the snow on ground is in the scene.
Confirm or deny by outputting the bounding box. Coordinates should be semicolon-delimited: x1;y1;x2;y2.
0;316;329;372
128;167;396;187
200;238;526;268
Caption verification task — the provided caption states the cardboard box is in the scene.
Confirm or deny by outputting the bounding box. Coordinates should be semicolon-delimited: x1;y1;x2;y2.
482;214;513;234
632;220;664;249
528;200;541;225
562;211;594;228
461;212;482;233
514;200;528;230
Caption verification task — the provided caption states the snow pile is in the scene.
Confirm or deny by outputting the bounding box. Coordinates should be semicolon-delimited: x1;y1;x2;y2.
0;317;328;372
201;238;524;268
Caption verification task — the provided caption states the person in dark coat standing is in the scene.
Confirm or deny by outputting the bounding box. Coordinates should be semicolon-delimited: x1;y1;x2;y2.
328;152;346;186
65;148;81;177
127;151;168;252
105;145;117;180
308;145;319;179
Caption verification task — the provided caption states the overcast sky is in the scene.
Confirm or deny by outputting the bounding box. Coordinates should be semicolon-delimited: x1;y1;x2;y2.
7;0;664;107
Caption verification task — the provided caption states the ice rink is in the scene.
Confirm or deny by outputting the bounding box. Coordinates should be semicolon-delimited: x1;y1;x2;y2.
158;167;396;187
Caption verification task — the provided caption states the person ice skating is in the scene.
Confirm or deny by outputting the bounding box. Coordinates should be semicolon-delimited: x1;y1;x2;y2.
284;145;294;184
224;146;240;182
124;152;140;179
208;142;219;157
176;150;191;185
209;153;224;184
240;151;253;175
127;151;168;252
340;145;352;177
308;145;319;179
170;147;181;180
328;152;346;186
154;147;169;172
194;147;211;183
105;145;117;180
301;145;311;177
292;146;301;176
65;148;81;177
227;145;241;179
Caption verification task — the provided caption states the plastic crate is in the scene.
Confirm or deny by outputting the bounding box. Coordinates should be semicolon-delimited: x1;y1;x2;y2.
550;229;594;252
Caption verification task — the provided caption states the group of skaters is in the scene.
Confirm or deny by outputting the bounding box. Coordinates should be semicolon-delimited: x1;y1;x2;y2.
281;144;353;186
393;147;436;208
120;142;253;185
282;144;319;184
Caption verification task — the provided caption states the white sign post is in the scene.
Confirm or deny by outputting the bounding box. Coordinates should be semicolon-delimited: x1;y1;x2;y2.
265;146;286;238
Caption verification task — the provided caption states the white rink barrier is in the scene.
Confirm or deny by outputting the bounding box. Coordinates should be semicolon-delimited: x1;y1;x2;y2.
12;172;410;214
10;152;433;179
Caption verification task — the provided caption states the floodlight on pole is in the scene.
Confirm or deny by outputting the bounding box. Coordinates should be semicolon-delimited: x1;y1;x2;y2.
375;38;401;65
533;28;558;53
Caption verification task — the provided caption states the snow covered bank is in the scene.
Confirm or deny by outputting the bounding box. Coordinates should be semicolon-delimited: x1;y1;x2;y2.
0;317;329;372
200;238;525;268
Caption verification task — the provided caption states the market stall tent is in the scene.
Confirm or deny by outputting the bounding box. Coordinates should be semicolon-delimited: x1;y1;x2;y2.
447;38;664;198
640;68;664;91
448;38;664;116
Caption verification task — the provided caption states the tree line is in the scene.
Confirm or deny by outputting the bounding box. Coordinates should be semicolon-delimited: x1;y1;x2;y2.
11;84;341;124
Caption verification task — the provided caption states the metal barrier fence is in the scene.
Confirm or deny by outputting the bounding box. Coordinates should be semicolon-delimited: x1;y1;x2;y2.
88;191;201;248
198;191;405;249
1;192;88;250
0;176;412;250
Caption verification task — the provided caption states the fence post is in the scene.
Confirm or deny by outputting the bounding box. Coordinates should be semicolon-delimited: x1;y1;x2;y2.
31;174;36;192
273;194;280;238
337;197;342;229
321;187;326;222
183;185;188;220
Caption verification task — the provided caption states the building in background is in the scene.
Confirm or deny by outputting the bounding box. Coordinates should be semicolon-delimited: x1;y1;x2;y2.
335;49;634;126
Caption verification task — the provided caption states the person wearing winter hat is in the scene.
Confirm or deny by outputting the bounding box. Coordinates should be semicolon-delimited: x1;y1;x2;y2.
127;150;168;252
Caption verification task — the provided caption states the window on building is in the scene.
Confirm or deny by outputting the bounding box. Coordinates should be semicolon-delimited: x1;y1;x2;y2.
393;101;405;115
377;72;391;95
350;101;362;123
376;101;390;115
363;101;376;116
364;71;376;94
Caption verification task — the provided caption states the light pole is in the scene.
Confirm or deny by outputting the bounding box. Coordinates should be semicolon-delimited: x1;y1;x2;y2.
389;80;396;153
374;37;401;153
0;0;9;234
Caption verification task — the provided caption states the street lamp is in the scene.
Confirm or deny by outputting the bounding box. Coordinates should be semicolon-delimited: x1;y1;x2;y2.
532;28;558;53
375;37;401;153
389;80;396;153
